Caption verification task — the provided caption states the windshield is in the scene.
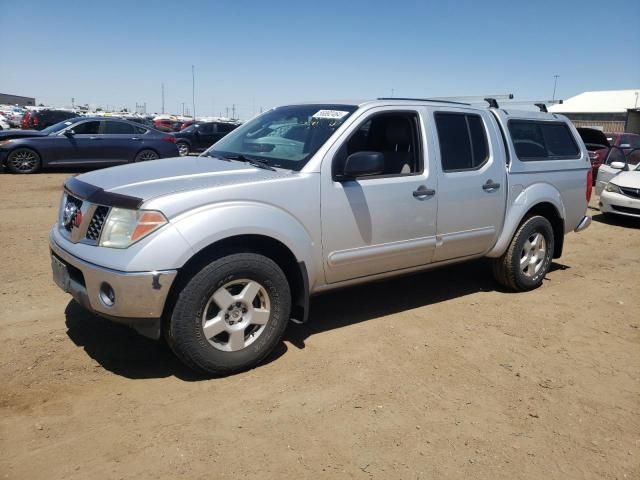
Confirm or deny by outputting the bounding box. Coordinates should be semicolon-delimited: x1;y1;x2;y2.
42;119;77;135
205;104;357;170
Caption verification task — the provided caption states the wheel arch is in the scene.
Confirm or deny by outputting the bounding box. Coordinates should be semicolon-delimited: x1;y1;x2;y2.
163;234;310;331
488;183;566;259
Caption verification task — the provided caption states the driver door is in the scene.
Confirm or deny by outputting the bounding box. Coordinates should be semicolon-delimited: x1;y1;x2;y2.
320;107;437;284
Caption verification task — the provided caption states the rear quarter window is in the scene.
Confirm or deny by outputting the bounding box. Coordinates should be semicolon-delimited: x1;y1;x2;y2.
508;120;580;161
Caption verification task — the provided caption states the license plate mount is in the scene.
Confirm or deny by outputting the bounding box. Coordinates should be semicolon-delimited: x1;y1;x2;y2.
51;254;71;292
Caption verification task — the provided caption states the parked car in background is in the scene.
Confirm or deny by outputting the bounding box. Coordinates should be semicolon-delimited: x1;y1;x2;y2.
0;117;178;173
24;109;78;130
577;128;610;179
0;114;10;130
153;118;175;132
173;121;239;156
595;146;640;194
21;110;32;129
599;161;640;219
606;132;640;151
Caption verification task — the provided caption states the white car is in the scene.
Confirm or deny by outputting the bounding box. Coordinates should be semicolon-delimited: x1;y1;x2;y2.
599;163;640;219
0;115;11;130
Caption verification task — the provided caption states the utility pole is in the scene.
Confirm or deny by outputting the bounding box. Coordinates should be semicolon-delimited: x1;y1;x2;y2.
226;106;229;118
161;83;165;114
232;104;236;119
552;75;559;102
191;65;196;120
181;102;185;116
71;97;75;108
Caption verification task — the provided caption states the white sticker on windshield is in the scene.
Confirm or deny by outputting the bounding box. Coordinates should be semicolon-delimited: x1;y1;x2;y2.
312;110;349;119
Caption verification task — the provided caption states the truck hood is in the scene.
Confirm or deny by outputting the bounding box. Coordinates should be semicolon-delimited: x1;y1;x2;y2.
73;156;292;203
610;170;640;189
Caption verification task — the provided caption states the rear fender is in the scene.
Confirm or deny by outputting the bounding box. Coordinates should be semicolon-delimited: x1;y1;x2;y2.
486;182;565;258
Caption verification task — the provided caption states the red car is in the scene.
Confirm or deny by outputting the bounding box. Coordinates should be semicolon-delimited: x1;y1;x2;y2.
578;129;640;181
153;118;174;132
21;110;32;129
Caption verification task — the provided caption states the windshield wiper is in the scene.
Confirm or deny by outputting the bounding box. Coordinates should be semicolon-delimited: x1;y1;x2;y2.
201;152;230;161
221;154;276;171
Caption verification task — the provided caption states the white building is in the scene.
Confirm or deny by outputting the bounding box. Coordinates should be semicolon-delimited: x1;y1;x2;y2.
549;89;640;133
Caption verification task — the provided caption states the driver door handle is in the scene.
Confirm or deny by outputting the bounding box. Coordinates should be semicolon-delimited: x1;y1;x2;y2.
413;186;436;198
482;179;501;191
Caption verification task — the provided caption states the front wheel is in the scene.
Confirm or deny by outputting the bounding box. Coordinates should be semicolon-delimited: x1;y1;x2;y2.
492;215;554;291
6;148;41;174
166;253;291;375
134;149;159;162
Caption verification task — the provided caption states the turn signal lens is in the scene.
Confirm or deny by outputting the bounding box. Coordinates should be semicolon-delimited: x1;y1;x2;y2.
131;211;168;242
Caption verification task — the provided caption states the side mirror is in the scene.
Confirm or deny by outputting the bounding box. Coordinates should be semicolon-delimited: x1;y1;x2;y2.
64;129;75;136
610;161;626;170
343;151;384;178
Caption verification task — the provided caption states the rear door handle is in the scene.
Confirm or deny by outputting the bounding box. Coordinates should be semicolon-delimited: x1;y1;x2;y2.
131;137;141;141
413;186;436;198
89;136;101;140
482;180;501;191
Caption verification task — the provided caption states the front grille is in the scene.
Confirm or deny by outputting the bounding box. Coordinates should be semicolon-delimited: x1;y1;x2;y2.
620;186;640;199
611;205;640;215
63;194;83;232
86;206;110;241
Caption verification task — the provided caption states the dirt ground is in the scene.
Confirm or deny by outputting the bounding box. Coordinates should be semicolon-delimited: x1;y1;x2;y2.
0;171;638;480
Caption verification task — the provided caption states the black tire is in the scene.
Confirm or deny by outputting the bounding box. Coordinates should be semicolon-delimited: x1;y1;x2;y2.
6;148;41;174
166;253;291;375
492;215;554;291
134;149;159;162
176;141;190;157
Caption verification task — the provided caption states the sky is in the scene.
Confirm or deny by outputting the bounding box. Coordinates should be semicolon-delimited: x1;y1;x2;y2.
1;0;639;119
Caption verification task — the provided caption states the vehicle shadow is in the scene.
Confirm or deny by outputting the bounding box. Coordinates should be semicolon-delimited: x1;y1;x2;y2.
591;212;640;228
63;301;287;381
284;259;568;349
64;258;568;379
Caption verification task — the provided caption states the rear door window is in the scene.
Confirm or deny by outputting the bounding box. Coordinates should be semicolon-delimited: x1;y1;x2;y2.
509;120;579;160
103;121;135;134
435;112;489;172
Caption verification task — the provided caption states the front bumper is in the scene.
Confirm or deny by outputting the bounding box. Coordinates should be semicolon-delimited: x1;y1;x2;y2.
600;190;640;218
49;232;177;339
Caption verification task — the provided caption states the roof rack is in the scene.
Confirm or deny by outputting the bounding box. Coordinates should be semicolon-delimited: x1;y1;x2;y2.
377;97;470;105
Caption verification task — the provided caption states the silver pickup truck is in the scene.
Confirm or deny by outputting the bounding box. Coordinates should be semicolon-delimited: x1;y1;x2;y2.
49;98;592;374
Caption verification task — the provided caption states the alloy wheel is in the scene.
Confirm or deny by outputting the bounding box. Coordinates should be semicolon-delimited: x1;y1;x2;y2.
520;232;547;277
201;279;271;352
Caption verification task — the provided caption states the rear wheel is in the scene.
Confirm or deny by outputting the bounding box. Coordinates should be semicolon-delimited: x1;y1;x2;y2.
134;149;159;162
166;253;291;375
176;142;190;156
6;148;41;174
492;215;554;291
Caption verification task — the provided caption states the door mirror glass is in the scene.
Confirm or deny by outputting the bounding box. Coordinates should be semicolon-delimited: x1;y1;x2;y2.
343;151;384;178
610;161;626;170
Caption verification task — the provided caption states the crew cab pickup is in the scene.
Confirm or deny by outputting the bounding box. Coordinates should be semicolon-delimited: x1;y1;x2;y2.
49;99;592;375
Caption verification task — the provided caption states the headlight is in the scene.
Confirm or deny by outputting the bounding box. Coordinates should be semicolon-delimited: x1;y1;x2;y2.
99;208;168;248
604;183;622;194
